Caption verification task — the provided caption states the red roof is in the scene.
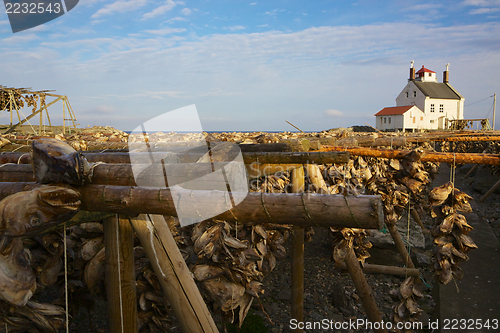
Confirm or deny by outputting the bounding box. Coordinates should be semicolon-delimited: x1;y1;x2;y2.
374;105;414;116
416;65;435;74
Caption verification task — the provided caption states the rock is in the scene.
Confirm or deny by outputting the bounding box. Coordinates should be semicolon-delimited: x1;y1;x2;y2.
412;248;432;267
331;285;348;309
275;289;291;302
472;166;500;194
368;216;425;249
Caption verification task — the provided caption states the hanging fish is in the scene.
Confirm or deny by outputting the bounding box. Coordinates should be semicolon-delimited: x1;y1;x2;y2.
31;138;94;186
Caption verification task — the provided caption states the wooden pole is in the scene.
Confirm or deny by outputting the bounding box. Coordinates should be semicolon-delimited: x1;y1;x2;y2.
464;164;479;179
479;177;500;203
291;167;304;332
386;224;415;269
410;208;429;234
344;247;387;333
129;215;219;333
0;183;384;229
103;215;137;333
493;93;496;130
336;262;420;277
321;146;500;165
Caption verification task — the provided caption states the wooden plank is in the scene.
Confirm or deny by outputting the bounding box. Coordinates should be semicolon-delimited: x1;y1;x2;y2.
103;215;137;333
130;215;219;333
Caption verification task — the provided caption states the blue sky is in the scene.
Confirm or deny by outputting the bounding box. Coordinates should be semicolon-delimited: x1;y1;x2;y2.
1;0;500;131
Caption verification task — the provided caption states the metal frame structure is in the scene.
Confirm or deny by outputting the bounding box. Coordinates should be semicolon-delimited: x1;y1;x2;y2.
0;85;78;135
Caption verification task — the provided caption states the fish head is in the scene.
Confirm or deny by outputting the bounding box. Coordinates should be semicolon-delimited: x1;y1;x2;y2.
0;186;81;237
32;138;90;185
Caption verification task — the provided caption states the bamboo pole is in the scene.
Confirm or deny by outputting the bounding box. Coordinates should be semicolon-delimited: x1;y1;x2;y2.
0;183;384;229
336;262;420;277
130;215;219;333
291;167;304;332
479;178;500;203
344;247;387;333
103;215;137;333
321;146;500;165
386;224;415;269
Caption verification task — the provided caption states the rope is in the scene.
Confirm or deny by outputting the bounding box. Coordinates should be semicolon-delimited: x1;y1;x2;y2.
0;163;15;169
64;223;69;333
11;145;29;152
115;215;125;333
17;153;29;164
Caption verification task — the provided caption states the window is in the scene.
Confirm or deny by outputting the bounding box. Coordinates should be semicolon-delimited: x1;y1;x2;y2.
429;73;432;77
406;92;409;98
384;118;387;124
413;91;417;97
430;120;435;123
388;117;391;124
439;104;444;112
430;104;435;112
420;117;423;121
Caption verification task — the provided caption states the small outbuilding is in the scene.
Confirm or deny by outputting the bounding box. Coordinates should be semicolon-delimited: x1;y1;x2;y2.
374;105;425;131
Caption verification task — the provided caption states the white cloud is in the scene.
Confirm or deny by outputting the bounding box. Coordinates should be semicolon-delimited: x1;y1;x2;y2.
325;109;344;117
0;20;9;26
258;24;268;27
2;34;40;44
181;8;192;15
91;0;148;18
144;27;186;35
250;2;257;5
166;17;188;23
404;4;443;11
142;0;176;20
224;25;245;31
470;7;500;13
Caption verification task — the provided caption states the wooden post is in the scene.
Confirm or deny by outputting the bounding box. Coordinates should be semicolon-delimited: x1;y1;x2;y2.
63;98;65;134
479;178;500;203
410;208;429;234
386;224;415;269
129;215;219;333
336;262;420;277
344;247;387;333
291;166;304;332
103;215;137;333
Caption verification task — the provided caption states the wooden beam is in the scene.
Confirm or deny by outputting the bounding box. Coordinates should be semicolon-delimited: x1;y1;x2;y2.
321;146;500;165
336;262;420;277
0;183;384;229
129;215;219;333
103;215;137;333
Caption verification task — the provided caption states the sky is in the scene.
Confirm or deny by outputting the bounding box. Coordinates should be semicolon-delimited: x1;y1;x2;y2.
1;0;500;132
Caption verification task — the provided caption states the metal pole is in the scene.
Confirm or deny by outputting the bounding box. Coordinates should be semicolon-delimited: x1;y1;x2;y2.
493;93;496;130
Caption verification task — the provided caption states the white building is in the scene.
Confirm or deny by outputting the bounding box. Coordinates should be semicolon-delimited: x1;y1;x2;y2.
375;62;464;131
374;105;425;131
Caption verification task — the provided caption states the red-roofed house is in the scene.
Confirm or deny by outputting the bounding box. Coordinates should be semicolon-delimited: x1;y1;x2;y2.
375;62;464;131
375;105;425;131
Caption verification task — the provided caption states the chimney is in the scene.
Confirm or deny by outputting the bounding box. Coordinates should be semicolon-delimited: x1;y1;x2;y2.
443;63;449;83
409;60;415;81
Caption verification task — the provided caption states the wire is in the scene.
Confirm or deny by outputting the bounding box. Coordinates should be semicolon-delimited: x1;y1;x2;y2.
465;95;494;107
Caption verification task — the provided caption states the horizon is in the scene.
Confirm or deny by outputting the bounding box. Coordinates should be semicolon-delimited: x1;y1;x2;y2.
1;1;499;132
